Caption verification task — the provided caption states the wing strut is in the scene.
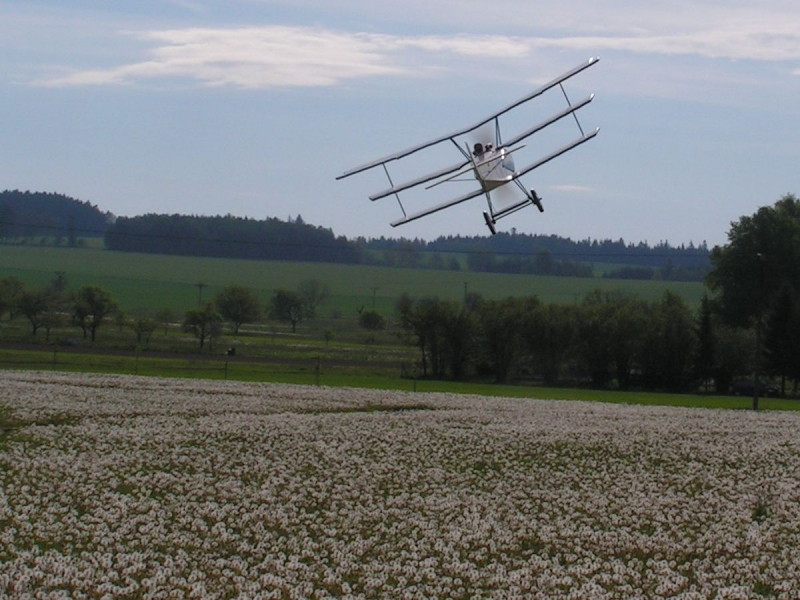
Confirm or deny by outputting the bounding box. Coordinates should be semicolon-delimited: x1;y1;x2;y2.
382;164;406;219
560;82;586;137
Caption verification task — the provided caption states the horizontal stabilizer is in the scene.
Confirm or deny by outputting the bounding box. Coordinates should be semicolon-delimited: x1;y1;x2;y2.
391;189;485;227
515;128;600;179
369;158;470;201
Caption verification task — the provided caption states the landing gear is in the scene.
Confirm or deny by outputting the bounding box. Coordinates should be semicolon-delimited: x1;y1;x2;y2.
483;211;497;235
531;190;544;212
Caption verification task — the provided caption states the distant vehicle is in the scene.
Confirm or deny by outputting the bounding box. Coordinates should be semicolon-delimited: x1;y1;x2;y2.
731;379;779;397
337;57;600;235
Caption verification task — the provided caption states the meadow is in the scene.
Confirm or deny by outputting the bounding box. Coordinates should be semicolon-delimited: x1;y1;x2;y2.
1;370;799;598
0;245;707;316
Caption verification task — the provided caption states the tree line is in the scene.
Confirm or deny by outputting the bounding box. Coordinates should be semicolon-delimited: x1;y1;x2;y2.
0;275;332;351
395;289;725;392
104;214;359;263
3;189;711;279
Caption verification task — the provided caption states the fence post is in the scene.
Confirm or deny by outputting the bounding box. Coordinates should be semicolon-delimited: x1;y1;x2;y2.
315;356;321;386
52;348;58;371
224;358;229;381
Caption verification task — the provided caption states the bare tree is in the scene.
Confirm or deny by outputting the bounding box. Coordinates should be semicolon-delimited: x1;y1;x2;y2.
297;279;330;319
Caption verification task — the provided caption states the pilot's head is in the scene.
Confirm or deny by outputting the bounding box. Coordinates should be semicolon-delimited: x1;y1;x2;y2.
473;143;484;155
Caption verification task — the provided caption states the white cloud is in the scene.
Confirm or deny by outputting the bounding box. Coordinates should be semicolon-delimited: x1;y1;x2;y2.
32;9;800;90
550;184;595;194
40;27;411;88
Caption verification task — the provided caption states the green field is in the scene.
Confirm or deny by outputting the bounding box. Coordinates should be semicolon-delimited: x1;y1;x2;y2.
0;245;707;316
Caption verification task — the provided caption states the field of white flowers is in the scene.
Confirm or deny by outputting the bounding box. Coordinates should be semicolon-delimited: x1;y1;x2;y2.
2;371;800;599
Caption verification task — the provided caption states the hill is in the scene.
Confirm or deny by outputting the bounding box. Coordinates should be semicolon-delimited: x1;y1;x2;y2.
0;190;112;243
105;213;358;263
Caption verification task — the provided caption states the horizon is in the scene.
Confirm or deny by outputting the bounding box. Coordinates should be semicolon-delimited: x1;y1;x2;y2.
2;187;714;251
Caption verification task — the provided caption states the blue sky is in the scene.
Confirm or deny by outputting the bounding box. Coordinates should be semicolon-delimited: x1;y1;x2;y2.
1;1;799;247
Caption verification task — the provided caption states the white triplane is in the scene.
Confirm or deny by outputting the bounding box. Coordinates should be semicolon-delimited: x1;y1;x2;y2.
336;57;600;234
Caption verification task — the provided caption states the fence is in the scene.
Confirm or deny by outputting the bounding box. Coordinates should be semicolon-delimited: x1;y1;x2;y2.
0;346;347;385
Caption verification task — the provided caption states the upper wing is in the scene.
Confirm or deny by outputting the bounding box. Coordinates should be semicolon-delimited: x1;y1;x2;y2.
336;56;599;180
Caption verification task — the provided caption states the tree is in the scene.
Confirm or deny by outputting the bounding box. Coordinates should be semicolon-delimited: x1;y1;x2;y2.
638;291;697;391
477;296;538;383
0;276;23;320
358;309;386;331
574;291;618;388
132;316;158;347
707;194;800;327
183;303;223;350
17;290;48;335
694;293;716;392
269;290;304;332
607;296;649;391
441;304;476;380
72;285;117;342
155;307;174;336
214;285;261;335
713;325;754;394
396;295;471;379
297;279;330;318
525;303;576;386
763;282;800;393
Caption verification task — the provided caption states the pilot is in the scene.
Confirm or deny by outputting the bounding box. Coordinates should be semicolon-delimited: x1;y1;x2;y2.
473;143;484;156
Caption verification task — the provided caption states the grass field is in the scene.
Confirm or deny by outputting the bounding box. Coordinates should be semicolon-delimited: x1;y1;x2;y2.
0;245;707;315
2;346;796;412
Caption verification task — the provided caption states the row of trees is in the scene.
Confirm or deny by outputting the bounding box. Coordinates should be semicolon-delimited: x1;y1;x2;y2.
0;275;332;349
184;280;331;349
396;290;722;391
0;276;118;342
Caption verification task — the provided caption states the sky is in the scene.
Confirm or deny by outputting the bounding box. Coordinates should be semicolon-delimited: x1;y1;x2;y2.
1;1;799;248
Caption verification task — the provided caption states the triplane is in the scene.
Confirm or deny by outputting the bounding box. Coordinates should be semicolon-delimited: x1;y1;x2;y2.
337;57;600;234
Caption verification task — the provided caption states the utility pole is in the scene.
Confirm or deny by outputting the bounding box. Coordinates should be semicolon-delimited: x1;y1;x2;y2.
196;282;206;306
370;287;378;310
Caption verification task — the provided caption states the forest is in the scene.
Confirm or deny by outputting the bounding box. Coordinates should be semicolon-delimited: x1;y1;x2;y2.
0;189;709;279
0;190;111;242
